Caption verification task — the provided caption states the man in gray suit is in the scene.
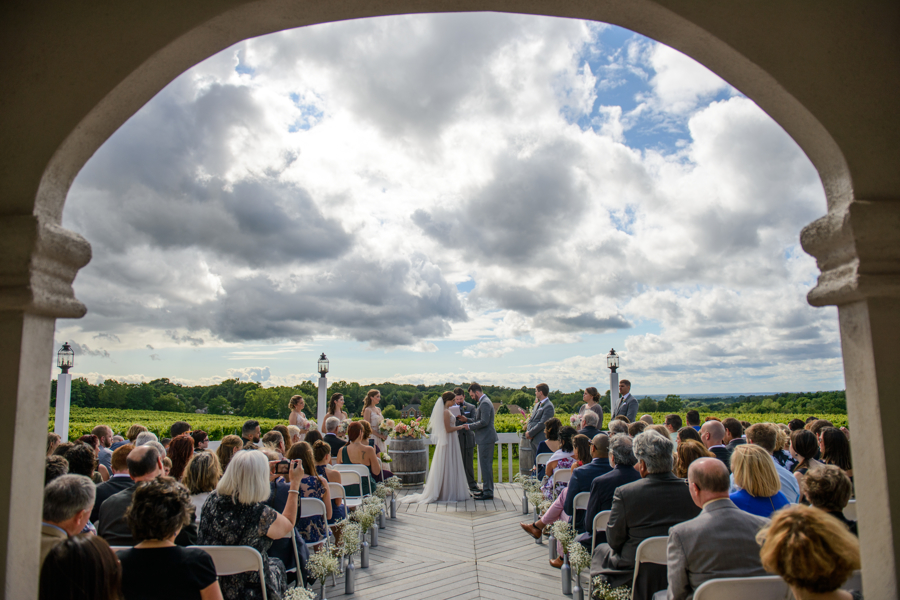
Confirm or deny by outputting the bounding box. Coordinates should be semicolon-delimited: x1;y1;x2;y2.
525;383;555;458
653;458;768;600
454;387;478;492
467;383;498;500
612;379;638;423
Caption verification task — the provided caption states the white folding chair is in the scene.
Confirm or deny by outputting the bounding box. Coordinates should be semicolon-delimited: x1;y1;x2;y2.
535;453;553;467
631;536;668;600
843;499;857;520
337;470;364;508
333;464;374;496
550;468;573;497
299;497;330;548
281;530;302;587
693;575;791;600
591;510;611;551
190;545;268;600
573;491;590;512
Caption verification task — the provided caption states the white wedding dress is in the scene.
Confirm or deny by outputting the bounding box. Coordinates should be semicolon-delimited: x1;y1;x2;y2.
401;402;470;504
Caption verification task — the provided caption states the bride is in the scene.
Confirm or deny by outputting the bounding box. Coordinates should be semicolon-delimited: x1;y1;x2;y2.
401;391;471;503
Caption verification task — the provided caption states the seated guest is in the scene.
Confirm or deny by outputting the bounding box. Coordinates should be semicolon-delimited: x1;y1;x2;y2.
41;475;96;565
352;421;394;480
577;411;603;441
809;419;834;439
171;421;192;438
673;440;713;479
78;434;111;481
120;424;147;447
216;435;243;473
287;425;303;448
190;430;210;452
654;458;768;600
182;451;222;523
613;415;631;424
676;427;702;445
534;418;562;480
664;415;682;441
288;442;332;546
757;504;861;600
262;450;309;580
134;431;159;447
788;418;806;431
801;465;857;535
686;410;701;431
564;434;613;532
790;429;823;494
198;450;303;600
66;440;104;483
627;421;648;437
91;444;134;523
340;421;381;496
640;415;654;424
93;425;114;473
241;420;261;448
161;437;171;452
820;427;853;480
647;424;672;440
45;455;68;485
272;425;293;454
262;431;286;458
699;420;731;471
745;423;800;503
729;444;790;518
591;432;701;586
722;418;745;452
118;477;222;600
99;445;197;547
163;457;173;476
304;430;324;446
608;420;630;437
47;433;61;456
323;417;347;458
168;436;195;481
39;534;122;600
773;425;797;472
541;426;577;499
312;440;346;524
583;435;641;548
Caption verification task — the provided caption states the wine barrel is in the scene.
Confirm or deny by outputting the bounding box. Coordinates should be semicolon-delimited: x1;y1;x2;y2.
519;436;534;475
389;437;428;486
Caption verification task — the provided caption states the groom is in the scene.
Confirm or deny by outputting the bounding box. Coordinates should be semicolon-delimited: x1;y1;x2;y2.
466;382;499;500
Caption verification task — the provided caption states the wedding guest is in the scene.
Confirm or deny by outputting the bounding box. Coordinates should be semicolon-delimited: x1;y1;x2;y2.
801;465;857;535
39;535;122;600
286;442;331;545
647;424;671;440
288;396;310;438
92;425;114;472
182;451;222;524
788;418;806;431
640;415;654;424
773;425;797;471
578;387;605;430
118;477;222;600
286;425;303;448
757;505;861;600
216;435;243;473
241;420;261;448
304;430;324;447
577;411;603;441
722;417;746;452
272;425;293;454
664;415;683;441
699;420;731;471
312;440;345;523
47;433;61;456
674;440;713;479
340;421;381;496
730;444;790;518
745;423;800;503
261;431;286;458
573;434;592;467
686;411;701;431
809;419;834;438
163;457;173;476
168;436;195;481
820;427;853;480
63;442;104;484
541;426;577;499
677;427;702;445
160;438;171;452
608;420;629;437
91;444;134;523
627;421;648;437
534;418;561;480
325;393;349;423
198;450;303;600
565;434;613;531
77;434;110;481
584;435;641;548
790;429;823;494
190;430;209;452
45;455;68;485
362;389;388;452
171;421;191;438
323;417;347;458
41;475;96;565
134;431;159;447
125;424;148;445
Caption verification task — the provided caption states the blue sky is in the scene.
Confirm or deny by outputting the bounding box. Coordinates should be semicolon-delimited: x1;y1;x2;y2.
56;14;843;394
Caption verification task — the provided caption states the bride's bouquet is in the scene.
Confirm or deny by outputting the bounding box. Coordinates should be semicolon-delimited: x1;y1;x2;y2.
391;418;427;439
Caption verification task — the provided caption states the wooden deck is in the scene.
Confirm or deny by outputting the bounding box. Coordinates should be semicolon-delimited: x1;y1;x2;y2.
316;483;586;599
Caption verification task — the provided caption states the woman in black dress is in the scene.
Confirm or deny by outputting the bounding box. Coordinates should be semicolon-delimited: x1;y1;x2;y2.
198;450;303;600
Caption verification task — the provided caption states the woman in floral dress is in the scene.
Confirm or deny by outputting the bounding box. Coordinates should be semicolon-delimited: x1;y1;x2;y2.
540;426;577;500
286;441;331;546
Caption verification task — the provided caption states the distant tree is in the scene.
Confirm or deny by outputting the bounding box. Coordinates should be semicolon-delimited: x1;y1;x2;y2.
207;395;233;415
497;404;510;415
638;397;659;412
658;394;683;412
382;405;401;419
154;393;186;413
509;391;532;410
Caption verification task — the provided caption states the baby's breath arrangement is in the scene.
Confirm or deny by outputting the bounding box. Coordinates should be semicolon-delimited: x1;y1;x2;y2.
382;476;402;491
514;473;541;492
307;547;341;584
567;541;591;574
591;579;632;600
351;498;381;532
527;490;545;511
335;520;361;556
538;499;552;514
550;520;576;551
283;587;316;600
373;483;390;499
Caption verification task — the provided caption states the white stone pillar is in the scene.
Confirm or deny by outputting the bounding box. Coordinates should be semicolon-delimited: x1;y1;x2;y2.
54;372;71;442
317;376;327;427
609;371;619;419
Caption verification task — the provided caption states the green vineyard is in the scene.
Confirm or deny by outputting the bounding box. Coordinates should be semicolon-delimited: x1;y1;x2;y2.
50;407;848;441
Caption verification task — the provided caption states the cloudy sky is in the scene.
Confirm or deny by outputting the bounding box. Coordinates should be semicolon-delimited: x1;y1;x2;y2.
56;13;844;394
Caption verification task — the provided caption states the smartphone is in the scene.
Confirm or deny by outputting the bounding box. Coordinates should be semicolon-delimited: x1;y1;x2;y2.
273;460;291;475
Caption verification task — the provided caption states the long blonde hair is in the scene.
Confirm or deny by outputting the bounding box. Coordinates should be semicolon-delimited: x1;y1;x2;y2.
363;389;380;410
732;443;781;497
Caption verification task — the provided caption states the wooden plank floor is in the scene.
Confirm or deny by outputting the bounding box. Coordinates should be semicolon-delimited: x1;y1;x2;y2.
316;483;587;599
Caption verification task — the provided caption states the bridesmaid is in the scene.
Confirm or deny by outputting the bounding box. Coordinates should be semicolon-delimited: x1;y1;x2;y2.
325;393;349;425
362;390;388;453
288;395;311;440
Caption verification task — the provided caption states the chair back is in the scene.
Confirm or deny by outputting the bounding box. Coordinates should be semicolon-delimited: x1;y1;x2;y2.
591;510;611;551
189;545;268;600
300;497;330;546
843;499;857;520
282;530;301;575
693;576;791;600
109;546;131;553
631;536;668;599
573;491;589;512
328;482;346;501
552;468;573;486
535;452;553;466
333;464;373;491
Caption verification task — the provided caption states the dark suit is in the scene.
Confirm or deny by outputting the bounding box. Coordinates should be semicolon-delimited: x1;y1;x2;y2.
578;426;603;441
91;475;133;523
725;438;746;452
612;393;638;423
591;472;701;581
99;484;197;547
564;458;612;532
324;433;346;458
708;446;732;472
584;464;641;546
456;401;477;490
659;499;769;600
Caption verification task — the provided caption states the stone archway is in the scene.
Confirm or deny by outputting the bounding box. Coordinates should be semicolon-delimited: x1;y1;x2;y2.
2;2;898;598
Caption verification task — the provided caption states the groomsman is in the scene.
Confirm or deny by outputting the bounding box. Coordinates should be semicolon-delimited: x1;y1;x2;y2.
612;380;638;423
454;387;478;492
525;383;555;459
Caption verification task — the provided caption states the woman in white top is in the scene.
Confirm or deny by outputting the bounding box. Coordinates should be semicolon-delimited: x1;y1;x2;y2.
288;395;311;439
362;389;388;452
181;451;221;522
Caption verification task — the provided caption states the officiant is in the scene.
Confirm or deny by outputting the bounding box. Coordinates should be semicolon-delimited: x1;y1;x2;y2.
453;387;478;492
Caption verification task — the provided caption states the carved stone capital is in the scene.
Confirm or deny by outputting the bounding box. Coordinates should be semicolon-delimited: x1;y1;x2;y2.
802;199;900;307
0;215;92;318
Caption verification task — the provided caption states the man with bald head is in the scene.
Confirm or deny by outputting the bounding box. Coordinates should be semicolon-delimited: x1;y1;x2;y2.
653;458;768;600
563;434;613;533
699;420;731;471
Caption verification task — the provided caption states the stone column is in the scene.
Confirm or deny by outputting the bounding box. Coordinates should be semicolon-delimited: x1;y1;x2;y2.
0;216;91;598
802;199;900;599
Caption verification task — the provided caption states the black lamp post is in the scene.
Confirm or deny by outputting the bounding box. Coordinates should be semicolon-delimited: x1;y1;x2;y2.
318;353;329;378
606;348;619;373
57;342;74;374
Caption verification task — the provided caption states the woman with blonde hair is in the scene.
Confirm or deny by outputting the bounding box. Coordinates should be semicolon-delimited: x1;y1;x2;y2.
673;440;714;479
730;443;790;517
272;425;292;454
362;389;387;452
287;395;310;439
757;504;861;600
182;451;222;523
215;435;243;473
286;425;302;448
47;433;61;456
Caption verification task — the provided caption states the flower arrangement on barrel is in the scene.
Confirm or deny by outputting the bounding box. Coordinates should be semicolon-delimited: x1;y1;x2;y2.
388;418;428;439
